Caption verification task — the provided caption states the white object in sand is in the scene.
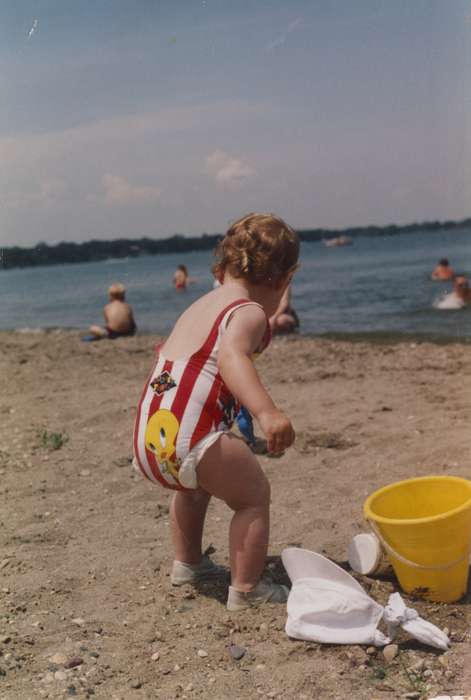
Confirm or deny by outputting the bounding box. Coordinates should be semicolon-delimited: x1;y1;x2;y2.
282;547;450;650
347;532;385;575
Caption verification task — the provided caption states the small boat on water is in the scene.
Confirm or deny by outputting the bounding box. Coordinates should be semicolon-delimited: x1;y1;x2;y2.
323;235;353;248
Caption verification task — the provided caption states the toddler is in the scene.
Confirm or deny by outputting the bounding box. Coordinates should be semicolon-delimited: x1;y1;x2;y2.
89;283;136;339
133;213;299;610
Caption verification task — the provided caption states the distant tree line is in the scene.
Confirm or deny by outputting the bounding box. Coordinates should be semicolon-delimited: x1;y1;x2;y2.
1;218;470;270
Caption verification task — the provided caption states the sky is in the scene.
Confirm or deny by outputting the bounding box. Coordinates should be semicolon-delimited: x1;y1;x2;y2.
1;0;470;246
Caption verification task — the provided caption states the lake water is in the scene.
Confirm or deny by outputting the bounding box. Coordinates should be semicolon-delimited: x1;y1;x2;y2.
1;228;470;340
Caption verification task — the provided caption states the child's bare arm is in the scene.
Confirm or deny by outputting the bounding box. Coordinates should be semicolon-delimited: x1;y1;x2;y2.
218;306;295;453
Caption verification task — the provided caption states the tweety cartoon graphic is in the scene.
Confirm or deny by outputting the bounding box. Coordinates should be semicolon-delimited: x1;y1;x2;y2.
145;409;181;481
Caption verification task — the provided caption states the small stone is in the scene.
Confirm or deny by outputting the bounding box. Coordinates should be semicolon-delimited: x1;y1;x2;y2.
267;693;277;698
129;679;142;689
89;652;99;659
151;652;160;661
174;664;180;672
403;693;421;700
67;686;77;696
259;623;268;633
50;653;67;666
0;636;11;644
228;645;246;660
54;670;68;681
366;646;376;655
64;657;83;669
80;470;91;477
197;649;208;658
410;659;426;673
71;618;85;627
437;654;449;668
382;644;398;664
255;664;266;670
185;683;194;691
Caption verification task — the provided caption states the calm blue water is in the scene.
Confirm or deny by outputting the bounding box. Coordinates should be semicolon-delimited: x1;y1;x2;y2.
1;228;471;339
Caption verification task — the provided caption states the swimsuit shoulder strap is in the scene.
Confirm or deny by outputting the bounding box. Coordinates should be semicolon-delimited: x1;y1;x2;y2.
194;298;268;360
219;300;266;332
220;300;271;355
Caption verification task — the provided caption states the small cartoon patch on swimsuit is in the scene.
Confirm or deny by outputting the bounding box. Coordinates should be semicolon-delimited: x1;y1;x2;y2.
218;395;238;428
150;370;176;395
145;409;181;482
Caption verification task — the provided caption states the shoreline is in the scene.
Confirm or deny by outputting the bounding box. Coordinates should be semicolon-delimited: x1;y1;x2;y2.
2;220;471;271
2;326;471;345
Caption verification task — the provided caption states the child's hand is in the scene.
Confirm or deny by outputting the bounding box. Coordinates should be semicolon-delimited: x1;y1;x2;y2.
257;409;295;454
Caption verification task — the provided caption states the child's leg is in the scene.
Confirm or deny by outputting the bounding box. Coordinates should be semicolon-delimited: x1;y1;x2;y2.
89;324;107;338
196;433;270;592
170;488;211;564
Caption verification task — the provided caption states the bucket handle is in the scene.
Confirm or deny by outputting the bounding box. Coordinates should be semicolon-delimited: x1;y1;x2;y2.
367;520;470;571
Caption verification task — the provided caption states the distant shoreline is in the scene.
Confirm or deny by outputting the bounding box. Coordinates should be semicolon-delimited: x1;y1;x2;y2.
2;327;470;345
1;217;470;271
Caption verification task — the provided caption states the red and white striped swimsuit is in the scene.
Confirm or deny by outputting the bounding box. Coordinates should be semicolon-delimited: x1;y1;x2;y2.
133;299;269;492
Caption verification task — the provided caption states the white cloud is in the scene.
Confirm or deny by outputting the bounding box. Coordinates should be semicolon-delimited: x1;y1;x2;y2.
102;174;161;205
287;17;303;33
265;16;303;51
1;178;66;210
206;150;257;191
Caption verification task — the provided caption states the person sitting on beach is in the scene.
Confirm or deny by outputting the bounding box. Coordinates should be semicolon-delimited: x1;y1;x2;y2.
269;285;299;335
89;283;136;339
453;276;471;305
133;212;299;610
173;265;189;290
431;258;454;281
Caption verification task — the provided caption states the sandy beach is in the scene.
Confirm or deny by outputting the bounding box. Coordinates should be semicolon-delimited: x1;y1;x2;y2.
1;330;470;700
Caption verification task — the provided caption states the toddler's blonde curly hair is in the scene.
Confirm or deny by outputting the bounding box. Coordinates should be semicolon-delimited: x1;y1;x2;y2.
213;213;299;287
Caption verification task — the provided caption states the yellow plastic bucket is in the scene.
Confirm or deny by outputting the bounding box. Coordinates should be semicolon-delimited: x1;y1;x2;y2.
364;475;471;602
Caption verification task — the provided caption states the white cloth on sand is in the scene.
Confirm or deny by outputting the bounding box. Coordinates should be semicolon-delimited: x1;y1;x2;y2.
282;547;450;650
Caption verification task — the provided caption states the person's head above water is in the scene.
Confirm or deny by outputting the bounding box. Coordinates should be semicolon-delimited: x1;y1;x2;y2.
176;264;188;276
213;212;299;289
454;275;470;291
108;282;126;301
453;275;471;303
439;258;449;267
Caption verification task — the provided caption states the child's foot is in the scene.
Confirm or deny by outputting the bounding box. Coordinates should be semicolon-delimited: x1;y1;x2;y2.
170;556;228;586
226;579;289;611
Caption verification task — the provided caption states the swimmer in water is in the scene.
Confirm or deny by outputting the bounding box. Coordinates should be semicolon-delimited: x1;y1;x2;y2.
431;258;454;281
453;276;471;305
173;265;189;290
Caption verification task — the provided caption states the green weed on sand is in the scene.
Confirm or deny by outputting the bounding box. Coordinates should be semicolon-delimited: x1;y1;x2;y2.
38;429;69;451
